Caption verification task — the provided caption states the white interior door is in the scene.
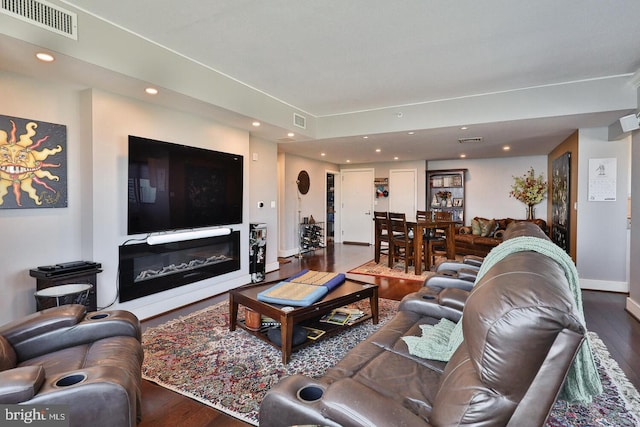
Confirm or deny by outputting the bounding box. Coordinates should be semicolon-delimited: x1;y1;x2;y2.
340;168;374;244
389;169;418;221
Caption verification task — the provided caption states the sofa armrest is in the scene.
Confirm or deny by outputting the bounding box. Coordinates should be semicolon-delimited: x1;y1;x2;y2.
0;305;86;345
26;365;139;427
425;274;474;292
436;261;480;273
259;375;341;427
0;366;45;404
11;310;142;362
323;378;430;427
462;255;484;267
398;288;463;322
260;375;429;427
456;268;478;282
438;288;469;313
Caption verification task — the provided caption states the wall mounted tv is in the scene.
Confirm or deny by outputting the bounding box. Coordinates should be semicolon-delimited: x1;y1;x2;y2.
127;135;243;235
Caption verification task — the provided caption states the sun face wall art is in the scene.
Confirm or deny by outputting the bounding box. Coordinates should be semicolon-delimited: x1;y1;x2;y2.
0;114;67;209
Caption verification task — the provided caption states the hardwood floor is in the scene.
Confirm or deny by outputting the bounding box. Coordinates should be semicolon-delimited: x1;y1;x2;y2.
139;243;640;427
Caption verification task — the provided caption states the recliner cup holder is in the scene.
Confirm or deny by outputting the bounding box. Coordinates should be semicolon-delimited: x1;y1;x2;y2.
55;373;87;387
297;385;324;402
88;313;109;320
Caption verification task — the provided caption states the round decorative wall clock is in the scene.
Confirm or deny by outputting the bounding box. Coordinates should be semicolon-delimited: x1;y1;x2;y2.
297;170;310;194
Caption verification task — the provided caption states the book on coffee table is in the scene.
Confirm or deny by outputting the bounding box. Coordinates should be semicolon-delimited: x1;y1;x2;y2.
320;310;351;325
302;326;326;340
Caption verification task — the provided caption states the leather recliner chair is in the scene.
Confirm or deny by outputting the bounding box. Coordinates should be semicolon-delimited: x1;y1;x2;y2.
0;304;144;427
260;222;586;426
399;255;487;322
412;221;551;318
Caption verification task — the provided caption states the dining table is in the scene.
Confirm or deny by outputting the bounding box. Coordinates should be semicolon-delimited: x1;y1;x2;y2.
408;220;460;275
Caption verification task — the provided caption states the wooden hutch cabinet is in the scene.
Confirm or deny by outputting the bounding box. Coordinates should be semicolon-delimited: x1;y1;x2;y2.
426;169;467;222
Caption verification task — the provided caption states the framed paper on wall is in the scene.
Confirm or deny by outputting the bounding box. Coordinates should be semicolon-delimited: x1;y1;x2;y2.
588;157;616;201
0;114;67;209
551;152;571;253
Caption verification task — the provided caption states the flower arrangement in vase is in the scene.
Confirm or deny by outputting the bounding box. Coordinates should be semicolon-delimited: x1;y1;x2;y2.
510;167;547;219
436;191;451;207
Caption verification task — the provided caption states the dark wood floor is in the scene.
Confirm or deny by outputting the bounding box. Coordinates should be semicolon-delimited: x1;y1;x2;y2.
139;243;640;427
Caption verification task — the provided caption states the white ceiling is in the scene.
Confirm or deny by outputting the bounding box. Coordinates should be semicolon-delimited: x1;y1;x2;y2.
2;0;640;163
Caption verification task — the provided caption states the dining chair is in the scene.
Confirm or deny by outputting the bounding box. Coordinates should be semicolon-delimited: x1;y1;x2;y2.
373;211;390;264
416;210;431;222
428;211;453;268
388;212;414;273
416;210;431;269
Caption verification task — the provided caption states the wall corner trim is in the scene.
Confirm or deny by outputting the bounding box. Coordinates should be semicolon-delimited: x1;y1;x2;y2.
626;296;640;322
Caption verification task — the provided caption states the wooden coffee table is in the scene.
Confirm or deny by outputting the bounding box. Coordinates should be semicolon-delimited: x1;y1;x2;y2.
229;277;379;364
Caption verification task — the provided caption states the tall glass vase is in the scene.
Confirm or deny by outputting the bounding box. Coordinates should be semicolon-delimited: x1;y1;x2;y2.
527;204;535;220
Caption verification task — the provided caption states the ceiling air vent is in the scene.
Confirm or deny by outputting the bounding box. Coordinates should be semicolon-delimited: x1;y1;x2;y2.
1;0;78;40
277;136;296;143
458;137;483;144
293;113;306;129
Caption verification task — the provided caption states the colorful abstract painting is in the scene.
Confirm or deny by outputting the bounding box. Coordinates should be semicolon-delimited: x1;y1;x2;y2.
0;114;67;209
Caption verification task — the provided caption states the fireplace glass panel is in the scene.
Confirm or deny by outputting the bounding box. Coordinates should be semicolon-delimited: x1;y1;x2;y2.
119;231;240;302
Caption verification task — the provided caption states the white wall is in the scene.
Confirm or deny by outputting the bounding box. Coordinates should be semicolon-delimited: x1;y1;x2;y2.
577;127;630;291
278;153;339;257
429;138;632;292
0;71;263;324
342;160;427;215
627;127;640;318
89;90;251;319
427;156;549;224
0;71;85;323
249;136;279;273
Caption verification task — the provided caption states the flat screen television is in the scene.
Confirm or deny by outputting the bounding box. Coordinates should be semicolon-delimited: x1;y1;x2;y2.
127;135;243;235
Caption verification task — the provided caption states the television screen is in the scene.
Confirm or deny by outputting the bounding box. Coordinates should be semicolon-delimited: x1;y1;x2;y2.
127;136;243;235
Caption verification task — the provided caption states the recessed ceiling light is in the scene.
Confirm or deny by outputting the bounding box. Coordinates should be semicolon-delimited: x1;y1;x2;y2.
460;154;467;158
145;87;158;95
363;136;369;139
346;160;351;163
375;148;381;153
36;52;55;62
407;131;415;135
461;126;468;130
321;153;326;156
503;145;511;151
394;156;399;160
288;132;295;137
252;121;261;127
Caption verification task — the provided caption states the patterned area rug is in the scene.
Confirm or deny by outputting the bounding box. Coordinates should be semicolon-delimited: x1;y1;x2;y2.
142;300;640;426
347;254;436;281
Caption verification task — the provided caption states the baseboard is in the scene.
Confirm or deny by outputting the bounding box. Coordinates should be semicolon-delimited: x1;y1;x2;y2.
266;261;279;273
626;297;640;321
130;274;249;321
278;248;299;258
579;278;628;293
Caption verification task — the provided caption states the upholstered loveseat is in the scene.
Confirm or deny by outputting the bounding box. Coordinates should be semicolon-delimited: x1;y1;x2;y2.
454;217;548;257
0;304;144;427
259;222;584;427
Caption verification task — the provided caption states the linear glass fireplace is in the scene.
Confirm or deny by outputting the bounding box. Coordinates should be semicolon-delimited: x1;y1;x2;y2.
119;230;240;302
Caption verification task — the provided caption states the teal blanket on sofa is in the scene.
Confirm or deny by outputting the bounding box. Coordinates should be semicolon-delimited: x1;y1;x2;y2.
402;236;602;404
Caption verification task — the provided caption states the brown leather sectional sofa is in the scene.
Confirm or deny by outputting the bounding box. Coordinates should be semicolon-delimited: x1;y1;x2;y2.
0;305;143;427
454;217;548;256
259;222;584;426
